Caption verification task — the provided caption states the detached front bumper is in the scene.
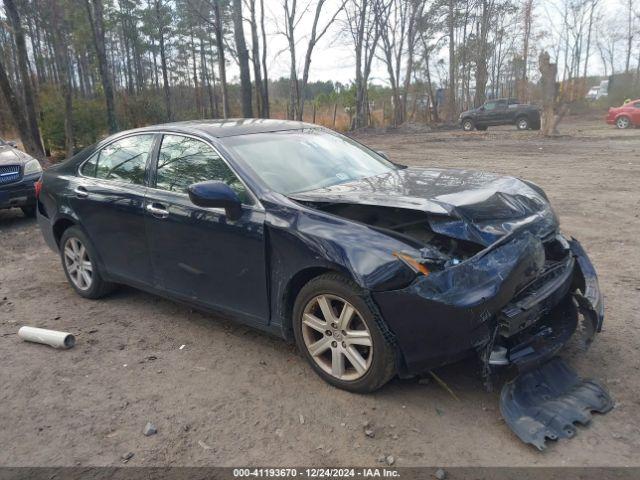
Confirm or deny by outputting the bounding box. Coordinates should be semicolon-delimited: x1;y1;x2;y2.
372;232;603;375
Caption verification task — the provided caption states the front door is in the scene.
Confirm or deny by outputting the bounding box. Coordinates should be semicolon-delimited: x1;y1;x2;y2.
70;133;156;284
144;133;269;324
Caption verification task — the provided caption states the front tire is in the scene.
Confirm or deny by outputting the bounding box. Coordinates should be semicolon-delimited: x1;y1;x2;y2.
292;273;397;393
616;116;631;129
60;226;115;299
461;119;474;131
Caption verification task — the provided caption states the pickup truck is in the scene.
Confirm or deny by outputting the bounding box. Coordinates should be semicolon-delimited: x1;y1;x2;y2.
459;98;541;131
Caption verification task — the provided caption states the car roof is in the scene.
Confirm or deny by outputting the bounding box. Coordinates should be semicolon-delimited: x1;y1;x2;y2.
127;118;319;139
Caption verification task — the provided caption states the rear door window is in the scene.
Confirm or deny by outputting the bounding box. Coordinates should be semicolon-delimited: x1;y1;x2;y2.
154;134;250;204
81;134;154;185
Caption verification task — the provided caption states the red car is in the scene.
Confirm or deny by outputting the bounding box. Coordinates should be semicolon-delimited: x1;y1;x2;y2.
606;99;640;128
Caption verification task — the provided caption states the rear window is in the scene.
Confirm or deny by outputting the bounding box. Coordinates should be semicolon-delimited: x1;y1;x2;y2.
81;134;155;185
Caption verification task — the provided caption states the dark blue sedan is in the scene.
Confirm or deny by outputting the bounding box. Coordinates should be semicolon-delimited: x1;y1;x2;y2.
37;119;604;393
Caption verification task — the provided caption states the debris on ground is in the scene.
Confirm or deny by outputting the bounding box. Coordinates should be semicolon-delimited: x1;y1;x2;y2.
18;326;75;349
299;414;305;425
500;357;613;450
385;455;395;465
435;468;447;480
364;428;375;438
198;440;212;450
142;422;157;436
121;452;134;463
429;371;460;401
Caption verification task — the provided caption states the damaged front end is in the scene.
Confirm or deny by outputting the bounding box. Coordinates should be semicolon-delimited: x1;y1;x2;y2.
289;167;611;449
370;228;612;450
370;229;603;375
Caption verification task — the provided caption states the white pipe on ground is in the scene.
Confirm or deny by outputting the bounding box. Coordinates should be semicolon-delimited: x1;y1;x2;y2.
18;326;76;349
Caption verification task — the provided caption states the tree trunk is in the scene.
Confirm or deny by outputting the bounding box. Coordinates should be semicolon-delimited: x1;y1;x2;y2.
232;0;253;117
4;0;45;159
212;1;229;118
0;57;44;159
155;0;172;120
473;0;491;107
583;0;596;78
539;51;559;136
447;0;456;122
51;0;74;157
86;0;118;133
248;0;263;117
259;0;269;117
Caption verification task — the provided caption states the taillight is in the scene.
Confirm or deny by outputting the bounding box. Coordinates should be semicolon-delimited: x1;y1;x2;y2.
35;180;42;199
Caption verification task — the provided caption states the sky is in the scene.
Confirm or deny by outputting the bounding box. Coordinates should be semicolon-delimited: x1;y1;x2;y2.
223;0;633;86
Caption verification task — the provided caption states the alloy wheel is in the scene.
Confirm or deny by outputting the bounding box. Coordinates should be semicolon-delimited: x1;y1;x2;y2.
301;294;373;381
63;237;93;291
462;120;473;131
518;118;529;130
616;117;630;129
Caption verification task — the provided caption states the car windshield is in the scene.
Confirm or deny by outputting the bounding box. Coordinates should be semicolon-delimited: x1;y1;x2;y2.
223;129;396;194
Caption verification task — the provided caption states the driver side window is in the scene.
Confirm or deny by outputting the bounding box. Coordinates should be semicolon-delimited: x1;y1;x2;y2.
154;134;250;204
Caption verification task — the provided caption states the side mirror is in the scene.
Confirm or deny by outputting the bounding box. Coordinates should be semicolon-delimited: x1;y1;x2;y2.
187;180;242;220
7;140;17;148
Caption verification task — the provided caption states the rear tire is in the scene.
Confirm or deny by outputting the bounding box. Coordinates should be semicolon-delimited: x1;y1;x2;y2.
516;116;530;130
21;205;36;218
60;226;115;299
616;116;631;129
292;273;397;393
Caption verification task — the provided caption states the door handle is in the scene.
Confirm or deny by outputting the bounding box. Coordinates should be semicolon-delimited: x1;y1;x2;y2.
146;203;169;218
74;186;89;198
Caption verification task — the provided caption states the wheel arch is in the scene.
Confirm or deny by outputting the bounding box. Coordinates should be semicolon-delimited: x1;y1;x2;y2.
281;266;346;338
52;216;77;247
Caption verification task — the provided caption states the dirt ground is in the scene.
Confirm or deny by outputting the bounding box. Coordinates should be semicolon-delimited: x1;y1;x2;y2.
1;117;639;467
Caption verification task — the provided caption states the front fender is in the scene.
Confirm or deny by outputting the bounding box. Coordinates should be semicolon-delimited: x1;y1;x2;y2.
265;202;419;330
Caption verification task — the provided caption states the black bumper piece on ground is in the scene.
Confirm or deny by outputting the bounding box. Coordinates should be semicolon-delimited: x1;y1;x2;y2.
499;356;613;450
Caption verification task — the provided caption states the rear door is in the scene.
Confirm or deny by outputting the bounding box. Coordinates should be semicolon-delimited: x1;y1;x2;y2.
144;133;269;324
71;133;156;284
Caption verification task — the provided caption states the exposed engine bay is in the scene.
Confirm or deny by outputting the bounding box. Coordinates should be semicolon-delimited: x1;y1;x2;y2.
298;201;484;266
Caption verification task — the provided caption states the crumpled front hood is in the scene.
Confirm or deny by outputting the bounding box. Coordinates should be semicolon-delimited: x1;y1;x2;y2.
0;146;22;166
290;167;558;246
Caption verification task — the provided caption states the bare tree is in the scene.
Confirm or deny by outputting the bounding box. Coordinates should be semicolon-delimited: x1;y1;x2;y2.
623;0;635;73
474;0;495;106
154;0;172;120
345;0;384;128
49;0;74;156
85;0;118;133
0;56;43;158
4;0;45;159
446;0;456;122
246;0;265;117
233;0;252;117
279;0;346;121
